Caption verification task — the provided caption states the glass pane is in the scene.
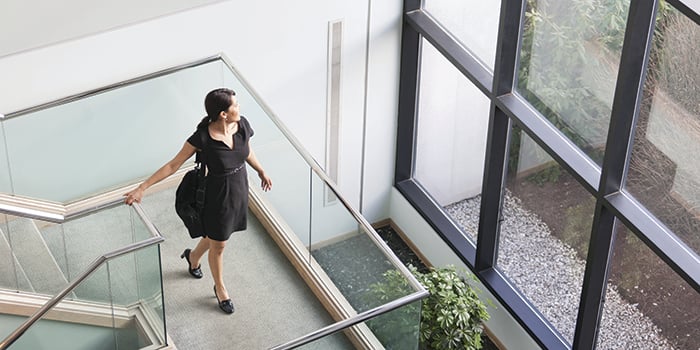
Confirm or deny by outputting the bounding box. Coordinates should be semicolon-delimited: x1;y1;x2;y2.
423;0;501;70
110;246;164;349
517;0;630;164
598;222;699;349
5;215;69;295
232;73;313;255
293;332;355;350
0;314;27;343
2;61;225;203
310;178;415;313
59;205;136;286
415;39;490;243
294;299;422;350
625;5;700;255
366;299;422;350
133;245;165;347
499;129;596;343
0;122;11;194
0;215;21;291
8;264;129;350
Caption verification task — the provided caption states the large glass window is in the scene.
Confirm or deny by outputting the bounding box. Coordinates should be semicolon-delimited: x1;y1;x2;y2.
423;0;501;71
625;4;700;255
397;1;700;348
414;39;490;242
517;0;630;164
598;222;699;349
499;129;595;343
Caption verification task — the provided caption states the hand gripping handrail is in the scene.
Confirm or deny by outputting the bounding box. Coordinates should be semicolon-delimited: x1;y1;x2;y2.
0;203;164;350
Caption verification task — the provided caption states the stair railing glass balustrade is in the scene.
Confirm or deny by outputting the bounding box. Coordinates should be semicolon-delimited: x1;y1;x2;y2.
0;201;165;350
1;54;428;349
221;54;429;349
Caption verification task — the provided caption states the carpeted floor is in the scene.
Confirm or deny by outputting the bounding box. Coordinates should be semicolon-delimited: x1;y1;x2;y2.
139;186;354;350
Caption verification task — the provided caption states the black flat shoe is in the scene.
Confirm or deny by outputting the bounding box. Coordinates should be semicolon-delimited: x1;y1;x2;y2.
180;249;203;279
214;285;234;314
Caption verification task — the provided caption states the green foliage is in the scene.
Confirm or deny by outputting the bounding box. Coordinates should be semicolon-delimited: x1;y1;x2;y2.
512;0;630;175
368;265;490;350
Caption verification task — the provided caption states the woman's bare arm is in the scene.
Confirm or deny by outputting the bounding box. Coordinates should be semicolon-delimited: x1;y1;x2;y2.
124;141;197;204
246;147;272;192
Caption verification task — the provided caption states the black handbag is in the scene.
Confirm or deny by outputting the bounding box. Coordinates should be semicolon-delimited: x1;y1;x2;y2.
175;152;207;238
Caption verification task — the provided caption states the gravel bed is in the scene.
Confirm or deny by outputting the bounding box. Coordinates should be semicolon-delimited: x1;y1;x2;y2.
444;192;675;350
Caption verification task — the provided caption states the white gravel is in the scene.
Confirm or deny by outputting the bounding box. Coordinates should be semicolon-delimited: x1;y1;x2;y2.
444;192;675;350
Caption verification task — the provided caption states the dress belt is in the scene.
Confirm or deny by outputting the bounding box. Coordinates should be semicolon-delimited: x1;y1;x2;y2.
208;164;245;177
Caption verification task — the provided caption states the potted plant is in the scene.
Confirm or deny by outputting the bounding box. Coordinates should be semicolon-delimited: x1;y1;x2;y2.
367;265;490;350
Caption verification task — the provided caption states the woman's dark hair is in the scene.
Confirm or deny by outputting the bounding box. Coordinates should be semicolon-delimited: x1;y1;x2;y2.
197;88;236;129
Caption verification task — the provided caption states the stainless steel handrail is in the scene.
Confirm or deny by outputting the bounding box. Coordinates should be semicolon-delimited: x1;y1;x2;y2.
3;55;222;118
270;289;429;350
0;202;164;350
0;165;194;223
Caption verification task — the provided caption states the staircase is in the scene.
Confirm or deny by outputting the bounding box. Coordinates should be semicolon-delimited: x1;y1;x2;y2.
0;201;166;350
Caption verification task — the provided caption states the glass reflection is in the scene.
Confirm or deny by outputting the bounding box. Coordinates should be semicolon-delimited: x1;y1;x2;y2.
499;129;595;343
626;4;700;256
597;222;698;349
415;39;490;243
423;0;501;70
517;0;630;164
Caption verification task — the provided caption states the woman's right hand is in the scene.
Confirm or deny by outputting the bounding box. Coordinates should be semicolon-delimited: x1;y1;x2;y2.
124;186;144;205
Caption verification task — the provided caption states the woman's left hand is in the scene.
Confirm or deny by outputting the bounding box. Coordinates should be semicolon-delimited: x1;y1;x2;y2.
258;171;272;192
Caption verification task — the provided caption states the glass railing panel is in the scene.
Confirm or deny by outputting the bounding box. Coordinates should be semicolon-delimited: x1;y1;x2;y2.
56;205;136;294
5;263;126;350
0;214;24;292
309;176;416;313
365;299;422;349
2;60;226;204
292;331;355;350
110;245;165;349
1;202;163;350
0;315;26;346
3;215;68;296
0;123;11;195
235;85;313;254
281;298;423;350
134;244;165;346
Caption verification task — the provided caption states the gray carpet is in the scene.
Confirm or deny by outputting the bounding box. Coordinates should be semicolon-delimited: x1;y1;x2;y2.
140;186;355;350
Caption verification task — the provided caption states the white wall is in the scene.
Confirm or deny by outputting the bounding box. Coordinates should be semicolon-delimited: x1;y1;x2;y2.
0;0;227;57
0;0;402;222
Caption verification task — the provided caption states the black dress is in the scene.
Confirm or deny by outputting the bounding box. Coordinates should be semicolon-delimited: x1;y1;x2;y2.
187;116;254;242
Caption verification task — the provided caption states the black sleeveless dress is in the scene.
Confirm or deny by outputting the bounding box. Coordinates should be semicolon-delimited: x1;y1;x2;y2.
186;116;254;241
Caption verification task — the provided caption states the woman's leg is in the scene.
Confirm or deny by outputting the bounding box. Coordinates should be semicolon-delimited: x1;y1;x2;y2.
188;237;210;269
208;239;229;300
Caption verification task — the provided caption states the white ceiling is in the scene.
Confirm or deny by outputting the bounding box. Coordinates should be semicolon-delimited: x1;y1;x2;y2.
0;0;228;57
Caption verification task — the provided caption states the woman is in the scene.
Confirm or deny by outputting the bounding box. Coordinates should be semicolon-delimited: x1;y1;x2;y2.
124;88;272;314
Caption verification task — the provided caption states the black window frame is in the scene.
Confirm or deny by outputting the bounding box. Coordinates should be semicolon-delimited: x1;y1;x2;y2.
395;0;700;349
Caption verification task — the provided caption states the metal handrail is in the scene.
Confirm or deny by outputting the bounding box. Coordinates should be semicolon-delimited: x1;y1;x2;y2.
2;55;222;119
0;202;164;350
270;289;429;350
